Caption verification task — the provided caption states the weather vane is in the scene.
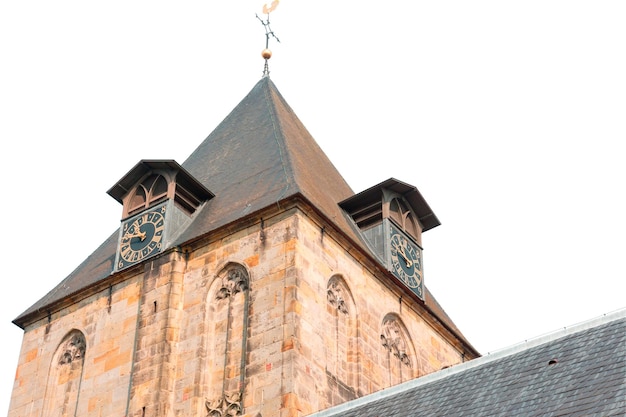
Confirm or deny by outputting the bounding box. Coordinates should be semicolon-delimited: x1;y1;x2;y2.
256;0;280;77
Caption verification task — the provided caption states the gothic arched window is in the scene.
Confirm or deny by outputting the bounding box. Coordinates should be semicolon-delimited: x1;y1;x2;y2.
203;264;250;417
128;174;169;216
389;198;420;240
380;314;417;386
325;275;358;405
42;330;87;417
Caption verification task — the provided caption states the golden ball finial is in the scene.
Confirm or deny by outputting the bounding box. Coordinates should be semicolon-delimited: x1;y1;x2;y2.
261;48;272;59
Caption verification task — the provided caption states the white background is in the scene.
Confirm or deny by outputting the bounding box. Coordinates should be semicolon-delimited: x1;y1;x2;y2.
1;1;625;414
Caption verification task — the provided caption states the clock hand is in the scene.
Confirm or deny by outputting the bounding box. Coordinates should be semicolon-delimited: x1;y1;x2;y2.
131;230;147;241
125;222;146;241
134;220;148;241
396;245;413;268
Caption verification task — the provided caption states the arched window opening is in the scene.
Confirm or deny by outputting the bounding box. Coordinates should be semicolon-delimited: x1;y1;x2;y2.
128;186;147;215
404;212;419;238
128;174;169;216
325;275;358;406
389;198;420;241
203;264;250;417
380;314;416;387
150;175;169;203
42;330;87;417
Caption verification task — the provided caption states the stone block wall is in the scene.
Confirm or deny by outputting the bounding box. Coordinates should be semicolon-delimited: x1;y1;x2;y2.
9;277;142;417
9;205;469;417
172;207;467;417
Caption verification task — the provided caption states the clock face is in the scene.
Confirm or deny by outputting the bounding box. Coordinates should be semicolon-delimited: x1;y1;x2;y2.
389;224;423;297
118;205;166;269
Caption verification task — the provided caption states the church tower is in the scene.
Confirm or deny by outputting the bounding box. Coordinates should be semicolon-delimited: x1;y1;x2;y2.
9;77;478;417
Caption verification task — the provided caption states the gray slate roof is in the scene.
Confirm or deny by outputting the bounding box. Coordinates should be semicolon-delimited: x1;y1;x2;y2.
13;78;474;355
13;77;355;325
176;76;357;246
311;309;626;417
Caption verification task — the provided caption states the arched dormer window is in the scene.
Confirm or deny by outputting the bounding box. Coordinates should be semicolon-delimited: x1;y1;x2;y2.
389;197;420;241
109;161;214;220
127;174;169;217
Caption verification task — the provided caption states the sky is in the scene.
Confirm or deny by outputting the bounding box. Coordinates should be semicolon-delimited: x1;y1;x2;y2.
1;1;625;414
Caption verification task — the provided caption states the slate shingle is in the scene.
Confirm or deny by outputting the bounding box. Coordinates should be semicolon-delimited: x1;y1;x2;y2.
312;311;626;417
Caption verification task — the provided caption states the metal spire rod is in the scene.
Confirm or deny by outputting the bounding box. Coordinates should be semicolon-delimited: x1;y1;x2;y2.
256;12;281;48
256;1;280;77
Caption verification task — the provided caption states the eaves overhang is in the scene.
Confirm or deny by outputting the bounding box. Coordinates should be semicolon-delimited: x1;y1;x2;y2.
339;177;441;232
107;159;214;204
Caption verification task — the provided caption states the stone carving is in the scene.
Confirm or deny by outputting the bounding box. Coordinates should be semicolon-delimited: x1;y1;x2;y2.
380;318;411;367
327;280;348;315
216;268;249;300
58;333;86;365
205;391;242;417
207;265;249;415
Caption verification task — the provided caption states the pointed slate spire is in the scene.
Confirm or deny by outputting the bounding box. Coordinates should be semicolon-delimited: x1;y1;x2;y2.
13;78;361;325
174;77;359;246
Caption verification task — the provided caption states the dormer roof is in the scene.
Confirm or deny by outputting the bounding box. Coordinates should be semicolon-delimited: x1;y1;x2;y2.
106;159;214;205
339;178;441;232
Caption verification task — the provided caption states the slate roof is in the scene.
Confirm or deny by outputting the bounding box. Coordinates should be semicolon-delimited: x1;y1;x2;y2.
175;75;356;246
311;309;626;417
13;78;475;355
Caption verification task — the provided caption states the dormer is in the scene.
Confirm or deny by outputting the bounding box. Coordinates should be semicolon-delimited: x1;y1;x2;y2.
108;159;214;220
339;178;440;300
107;160;214;270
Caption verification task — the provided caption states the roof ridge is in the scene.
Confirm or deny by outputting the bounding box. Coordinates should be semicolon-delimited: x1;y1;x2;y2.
259;77;296;201
310;307;626;417
482;307;626;356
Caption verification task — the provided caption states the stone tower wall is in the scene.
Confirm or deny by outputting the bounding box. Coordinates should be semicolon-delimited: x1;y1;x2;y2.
288;210;465;414
9;275;143;417
9;206;467;417
172;207;466;417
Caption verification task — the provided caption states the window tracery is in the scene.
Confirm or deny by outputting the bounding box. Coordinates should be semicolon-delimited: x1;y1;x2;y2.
58;332;87;365
204;264;250;417
325;275;358;405
380;314;416;385
42;330;87;417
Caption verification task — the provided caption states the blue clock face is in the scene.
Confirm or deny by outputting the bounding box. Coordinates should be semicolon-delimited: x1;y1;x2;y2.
389;225;423;297
118;205;166;269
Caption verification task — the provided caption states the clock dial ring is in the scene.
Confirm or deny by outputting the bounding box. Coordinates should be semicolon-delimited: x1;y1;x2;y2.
389;223;423;292
118;206;166;269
